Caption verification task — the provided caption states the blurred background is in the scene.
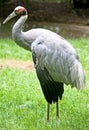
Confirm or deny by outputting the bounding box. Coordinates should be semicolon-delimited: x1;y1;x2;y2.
0;0;89;38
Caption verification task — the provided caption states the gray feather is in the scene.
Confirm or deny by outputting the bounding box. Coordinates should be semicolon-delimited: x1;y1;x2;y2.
32;51;64;104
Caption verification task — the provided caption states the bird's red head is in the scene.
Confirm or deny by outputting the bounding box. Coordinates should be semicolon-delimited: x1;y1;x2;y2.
15;6;27;16
3;6;28;24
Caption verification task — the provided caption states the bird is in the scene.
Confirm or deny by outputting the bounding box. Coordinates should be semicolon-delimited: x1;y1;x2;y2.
3;6;85;120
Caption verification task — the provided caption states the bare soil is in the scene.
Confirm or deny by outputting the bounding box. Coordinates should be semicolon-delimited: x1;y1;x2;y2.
0;60;35;71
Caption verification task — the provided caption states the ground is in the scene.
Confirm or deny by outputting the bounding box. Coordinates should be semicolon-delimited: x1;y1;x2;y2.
0;60;34;71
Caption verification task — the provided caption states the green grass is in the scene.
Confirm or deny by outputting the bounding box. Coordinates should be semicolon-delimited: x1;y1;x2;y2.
0;38;32;61
0;38;89;130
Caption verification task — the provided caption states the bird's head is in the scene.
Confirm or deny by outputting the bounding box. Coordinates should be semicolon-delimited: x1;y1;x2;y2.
3;6;27;24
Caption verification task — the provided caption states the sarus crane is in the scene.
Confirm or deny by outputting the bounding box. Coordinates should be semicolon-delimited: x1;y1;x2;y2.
3;6;85;120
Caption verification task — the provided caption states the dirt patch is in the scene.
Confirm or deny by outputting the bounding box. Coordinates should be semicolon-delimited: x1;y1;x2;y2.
0;59;35;71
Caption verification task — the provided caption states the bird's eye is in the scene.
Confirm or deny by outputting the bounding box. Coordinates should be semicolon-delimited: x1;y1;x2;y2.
15;9;20;15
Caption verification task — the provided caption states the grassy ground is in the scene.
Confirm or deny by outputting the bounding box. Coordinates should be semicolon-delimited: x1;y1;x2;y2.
0;39;32;61
0;38;89;130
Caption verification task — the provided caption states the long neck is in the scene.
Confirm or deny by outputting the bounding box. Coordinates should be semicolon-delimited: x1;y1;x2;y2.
12;15;31;50
12;15;28;37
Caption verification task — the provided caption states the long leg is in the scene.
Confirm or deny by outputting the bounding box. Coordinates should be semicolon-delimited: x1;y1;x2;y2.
47;103;50;120
56;101;59;118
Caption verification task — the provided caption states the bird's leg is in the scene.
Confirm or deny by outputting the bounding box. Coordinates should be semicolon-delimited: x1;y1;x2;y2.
47;103;50;120
56;101;59;118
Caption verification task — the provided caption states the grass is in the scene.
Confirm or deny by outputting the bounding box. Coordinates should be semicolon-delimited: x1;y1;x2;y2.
0;38;89;130
0;38;32;61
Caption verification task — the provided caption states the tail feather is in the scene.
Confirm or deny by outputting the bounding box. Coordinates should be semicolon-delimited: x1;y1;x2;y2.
71;60;85;89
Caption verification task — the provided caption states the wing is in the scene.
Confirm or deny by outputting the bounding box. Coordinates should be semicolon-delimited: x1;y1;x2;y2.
31;34;84;95
32;50;64;104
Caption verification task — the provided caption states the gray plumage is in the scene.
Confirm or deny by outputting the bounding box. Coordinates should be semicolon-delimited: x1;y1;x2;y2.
3;6;85;119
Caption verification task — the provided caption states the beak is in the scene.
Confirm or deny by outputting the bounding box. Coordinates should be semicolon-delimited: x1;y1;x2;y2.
3;11;16;24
